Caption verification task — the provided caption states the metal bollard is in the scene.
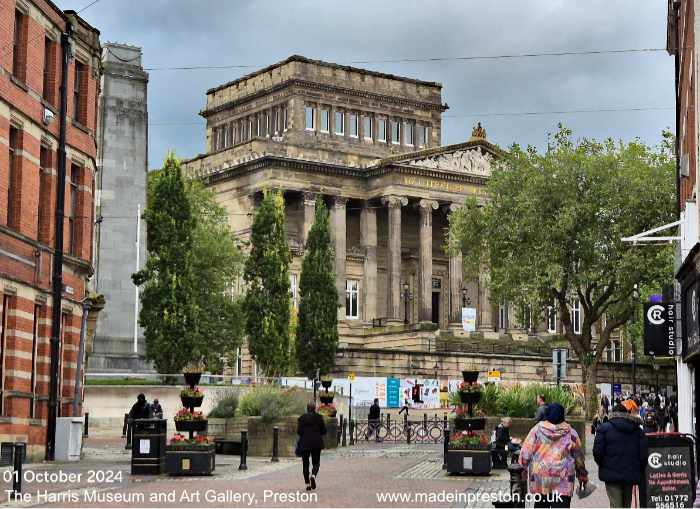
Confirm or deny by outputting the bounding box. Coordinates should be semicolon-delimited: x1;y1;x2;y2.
405;414;411;444
442;416;449;470
239;430;248;470
271;426;279;462
507;463;527;508
84;412;89;437
10;442;24;499
349;419;355;446
423;413;428;429
341;415;347;447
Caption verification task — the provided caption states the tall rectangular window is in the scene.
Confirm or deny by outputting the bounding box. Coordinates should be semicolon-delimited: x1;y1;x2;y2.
404;122;414;146
7;127;20;229
0;295;10;416
38;146;52;243
605;338;623;362
498;299;508;330
68;164;80;256
264;112;270;136
73;61;89;125
391;121;400;144
30;304;40;419
305;106;315;130
547;304;557;334
417;125;429;147
363;116;373;141
349;113;358;137
571;298;581;334
335;111;345;135
346;280;359;319
378;119;387;142
282;105;288;131
43;36;56;104
12;10;27;81
273;109;279;134
320;109;330;132
255;116;261;137
421;126;429;147
247;119;252;140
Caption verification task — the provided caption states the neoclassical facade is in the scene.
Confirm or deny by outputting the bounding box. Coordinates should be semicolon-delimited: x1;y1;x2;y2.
182;55;628;376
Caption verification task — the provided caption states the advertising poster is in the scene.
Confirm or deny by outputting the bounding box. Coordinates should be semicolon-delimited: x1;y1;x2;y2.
462;307;477;332
644;437;695;508
400;378;440;409
386;377;401;408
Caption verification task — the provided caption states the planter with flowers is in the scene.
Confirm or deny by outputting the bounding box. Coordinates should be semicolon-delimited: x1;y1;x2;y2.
447;369;491;475
166;372;215;475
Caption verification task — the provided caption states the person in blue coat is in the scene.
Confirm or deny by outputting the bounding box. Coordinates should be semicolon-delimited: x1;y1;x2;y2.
593;403;648;508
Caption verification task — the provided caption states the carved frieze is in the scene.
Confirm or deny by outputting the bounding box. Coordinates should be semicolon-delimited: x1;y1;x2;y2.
406;147;493;176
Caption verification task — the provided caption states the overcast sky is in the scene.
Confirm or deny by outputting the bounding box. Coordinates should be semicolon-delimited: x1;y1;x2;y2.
56;0;674;169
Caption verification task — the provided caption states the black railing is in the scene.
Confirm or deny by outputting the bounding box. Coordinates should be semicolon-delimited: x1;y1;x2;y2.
352;414;446;444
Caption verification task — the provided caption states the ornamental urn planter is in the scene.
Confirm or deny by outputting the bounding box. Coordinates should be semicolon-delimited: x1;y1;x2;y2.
454;417;487;431
461;370;479;383
180;395;204;408
459;391;482;405
174;420;208;433
183;372;202;386
320;378;333;390
319;393;334;404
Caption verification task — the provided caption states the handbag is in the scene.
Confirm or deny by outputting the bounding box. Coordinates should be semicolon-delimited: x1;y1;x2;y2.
294;439;302;457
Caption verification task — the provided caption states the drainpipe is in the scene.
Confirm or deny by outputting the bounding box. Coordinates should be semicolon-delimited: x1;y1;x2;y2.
72;300;89;416
46;24;72;462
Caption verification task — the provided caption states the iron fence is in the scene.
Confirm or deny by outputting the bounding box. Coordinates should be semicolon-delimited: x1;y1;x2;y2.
352;414;447;444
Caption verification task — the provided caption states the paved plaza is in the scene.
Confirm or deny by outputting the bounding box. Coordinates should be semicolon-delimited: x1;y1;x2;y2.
0;434;615;508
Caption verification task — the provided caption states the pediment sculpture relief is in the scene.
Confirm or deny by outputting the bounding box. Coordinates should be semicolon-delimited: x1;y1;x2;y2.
406;147;493;176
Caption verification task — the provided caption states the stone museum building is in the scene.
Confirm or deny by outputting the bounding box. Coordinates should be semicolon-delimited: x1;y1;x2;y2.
183;55;676;389
0;0;101;458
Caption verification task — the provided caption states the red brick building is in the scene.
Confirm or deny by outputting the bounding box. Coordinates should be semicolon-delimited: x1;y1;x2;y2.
0;0;100;459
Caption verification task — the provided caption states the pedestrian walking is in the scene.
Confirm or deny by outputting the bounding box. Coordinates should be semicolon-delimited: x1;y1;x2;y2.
367;398;381;441
519;403;588;508
601;394;610;415
534;394;547;422
151;398;163;419
591;406;608;435
128;393;151;420
643;410;658;434
593;403;648;508
297;402;327;491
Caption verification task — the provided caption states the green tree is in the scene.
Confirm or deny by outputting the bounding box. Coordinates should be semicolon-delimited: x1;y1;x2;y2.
243;190;292;377
133;154;197;373
449;126;675;416
134;154;245;373
296;199;338;377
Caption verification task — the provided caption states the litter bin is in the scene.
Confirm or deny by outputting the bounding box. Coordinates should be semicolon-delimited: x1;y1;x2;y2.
56;417;83;461
131;419;166;475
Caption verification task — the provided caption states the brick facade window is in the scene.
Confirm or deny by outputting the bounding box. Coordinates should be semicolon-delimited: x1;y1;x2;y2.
0;295;10;416
12;9;28;82
38;146;53;244
68;163;81;256
7;127;20;230
73;61;88;125
43;37;57;105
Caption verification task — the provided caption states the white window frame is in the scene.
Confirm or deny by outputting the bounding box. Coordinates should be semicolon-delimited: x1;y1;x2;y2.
320;109;330;133
265;113;270;136
346;280;359;319
547;304;557;333
283;105;288;131
571;298;581;334
335;111;345;135
304;106;315;131
349;113;358;138
363;116;373;141
378;118;387;142
391;120;400;145
404;121;414;146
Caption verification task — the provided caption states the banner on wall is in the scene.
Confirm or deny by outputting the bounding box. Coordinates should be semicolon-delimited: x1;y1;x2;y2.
386;377;401;408
400;378;440;409
462;307;477;332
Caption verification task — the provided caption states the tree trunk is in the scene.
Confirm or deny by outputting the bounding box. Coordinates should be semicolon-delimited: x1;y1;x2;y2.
582;360;599;420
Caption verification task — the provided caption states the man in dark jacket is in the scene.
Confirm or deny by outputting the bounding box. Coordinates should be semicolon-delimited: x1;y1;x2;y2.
128;393;151;420
368;398;381;442
593;404;648;508
534;394;547;422
297;402;327;490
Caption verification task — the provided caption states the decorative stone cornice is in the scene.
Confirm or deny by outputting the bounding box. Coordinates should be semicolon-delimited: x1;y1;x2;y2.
201;78;447;118
381;195;408;208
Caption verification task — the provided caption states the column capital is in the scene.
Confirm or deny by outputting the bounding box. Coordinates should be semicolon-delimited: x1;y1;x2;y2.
418;199;439;211
381;195;408;208
331;196;348;209
302;191;317;204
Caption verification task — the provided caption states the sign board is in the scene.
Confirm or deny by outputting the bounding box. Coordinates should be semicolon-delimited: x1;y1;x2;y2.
348;372;355;382
683;283;700;360
386;377;401;408
487;370;501;382
552;348;567;380
644;302;677;357
613;383;622;398
461;307;477;332
643;434;696;508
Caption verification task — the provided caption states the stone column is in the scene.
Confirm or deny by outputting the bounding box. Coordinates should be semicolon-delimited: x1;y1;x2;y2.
381;195;407;322
301;191;316;247
418;199;438;323
447;205;463;325
360;201;377;322
330;196;348;320
478;269;494;331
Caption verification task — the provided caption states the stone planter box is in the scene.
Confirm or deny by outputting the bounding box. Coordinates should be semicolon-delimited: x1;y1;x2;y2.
246;416;339;457
446;449;492;475
451;417;587;447
205;416;247;441
165;444;215;475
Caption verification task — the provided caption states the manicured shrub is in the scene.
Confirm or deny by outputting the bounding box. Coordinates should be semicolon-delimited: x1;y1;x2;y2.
207;391;239;418
237;385;308;422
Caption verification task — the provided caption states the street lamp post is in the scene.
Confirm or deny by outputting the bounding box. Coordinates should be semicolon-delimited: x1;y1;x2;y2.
402;282;413;325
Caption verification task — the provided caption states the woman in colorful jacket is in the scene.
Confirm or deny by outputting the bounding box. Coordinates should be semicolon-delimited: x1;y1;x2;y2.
519;403;588;508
